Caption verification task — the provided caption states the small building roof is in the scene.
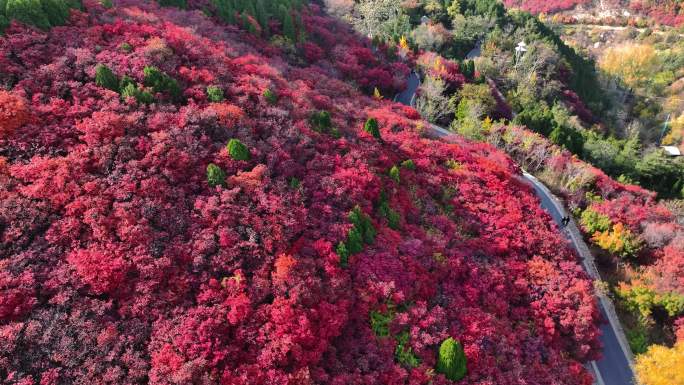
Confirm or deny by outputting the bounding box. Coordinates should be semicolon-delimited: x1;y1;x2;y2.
661;145;682;156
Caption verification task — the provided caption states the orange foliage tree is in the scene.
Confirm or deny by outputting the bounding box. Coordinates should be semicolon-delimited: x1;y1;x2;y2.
0;91;30;139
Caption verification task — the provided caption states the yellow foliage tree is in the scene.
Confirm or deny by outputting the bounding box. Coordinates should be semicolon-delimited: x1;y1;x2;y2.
599;44;660;89
399;35;409;51
592;222;642;258
662;112;684;148
635;341;684;385
373;87;383;100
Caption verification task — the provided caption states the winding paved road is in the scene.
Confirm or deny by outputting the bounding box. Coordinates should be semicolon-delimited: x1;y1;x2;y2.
395;78;635;385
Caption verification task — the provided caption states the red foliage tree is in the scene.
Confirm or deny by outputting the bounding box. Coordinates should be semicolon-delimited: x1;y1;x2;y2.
0;91;30;139
0;1;602;384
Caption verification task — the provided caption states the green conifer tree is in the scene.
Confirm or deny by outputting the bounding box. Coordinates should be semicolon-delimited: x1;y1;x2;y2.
364;118;382;140
389;165;400;183
206;85;224;102
95;64;120;92
336;242;349;268
121;83;154;104
436;337;467;381
206;163;226;187
263;88;278;104
227;138;250;161
346;227;364;254
143;66;182;100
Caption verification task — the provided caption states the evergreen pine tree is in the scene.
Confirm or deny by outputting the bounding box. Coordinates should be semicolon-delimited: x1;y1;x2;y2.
346;227;364;254
206;163;226;187
436;337;467;381
336;242;349;268
389;165;400;183
364;118;382;140
95;64;120;92
227;138;250;161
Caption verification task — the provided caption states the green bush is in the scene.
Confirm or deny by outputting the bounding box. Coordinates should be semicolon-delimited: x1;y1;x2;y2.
227;138;250;161
119;75;135;90
401;159;415;170
309;110;332;133
289;177;300;189
346;226;364;254
369;306;394;337
549;123;584;155
95;64;120;92
389;165;400;183
121;83;154;104
580;208;611;234
206;85;224;102
436;337;467;381
379;201;401;230
349;205;376;244
626;324;649;355
395;331;420;368
99;0;112;8
143;66;182;100
364;117;381;140
263;88;278;104
337;206;376;266
336;241;349;268
206;163;226;187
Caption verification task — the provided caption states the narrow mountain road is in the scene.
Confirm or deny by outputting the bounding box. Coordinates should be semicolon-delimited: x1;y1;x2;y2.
523;173;635;385
395;79;635;385
394;71;420;106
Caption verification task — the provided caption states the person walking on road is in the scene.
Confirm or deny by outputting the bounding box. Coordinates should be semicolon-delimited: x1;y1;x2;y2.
561;216;570;228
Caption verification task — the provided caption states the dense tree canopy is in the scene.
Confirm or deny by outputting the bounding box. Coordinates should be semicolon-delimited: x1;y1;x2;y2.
0;1;603;384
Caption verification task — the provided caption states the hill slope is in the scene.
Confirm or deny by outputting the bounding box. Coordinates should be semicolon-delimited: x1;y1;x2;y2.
0;1;600;384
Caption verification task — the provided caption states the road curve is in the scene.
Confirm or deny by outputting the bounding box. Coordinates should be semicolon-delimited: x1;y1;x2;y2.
522;173;635;385
395;82;635;385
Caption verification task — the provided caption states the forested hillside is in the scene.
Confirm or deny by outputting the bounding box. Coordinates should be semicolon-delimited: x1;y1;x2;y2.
0;1;606;384
502;0;684;26
326;0;684;382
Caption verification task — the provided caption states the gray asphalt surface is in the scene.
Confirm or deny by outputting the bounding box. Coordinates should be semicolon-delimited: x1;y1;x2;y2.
525;177;634;385
395;79;635;385
395;71;420;106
